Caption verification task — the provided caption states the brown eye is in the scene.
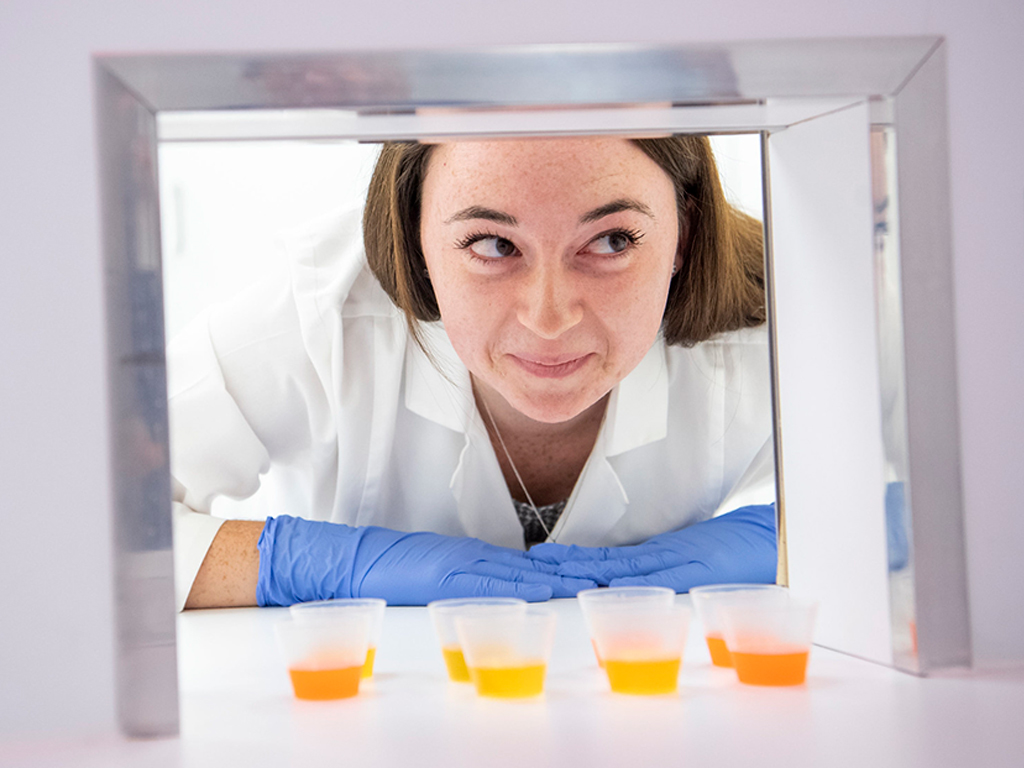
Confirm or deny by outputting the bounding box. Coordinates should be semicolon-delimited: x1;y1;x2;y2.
588;229;640;255
606;232;630;253
469;236;518;259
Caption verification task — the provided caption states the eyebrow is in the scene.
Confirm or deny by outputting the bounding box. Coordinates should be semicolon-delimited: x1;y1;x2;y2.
444;206;518;226
443;197;655;227
579;198;655;224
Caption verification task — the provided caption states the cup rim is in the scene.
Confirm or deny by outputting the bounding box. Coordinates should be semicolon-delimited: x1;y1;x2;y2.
577;586;675;602
427;596;528;616
290;597;386;612
689;583;787;597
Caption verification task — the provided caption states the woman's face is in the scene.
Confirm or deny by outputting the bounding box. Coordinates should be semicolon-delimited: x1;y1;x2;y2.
420;137;681;424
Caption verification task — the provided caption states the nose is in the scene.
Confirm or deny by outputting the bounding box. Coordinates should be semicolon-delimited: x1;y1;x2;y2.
516;262;585;340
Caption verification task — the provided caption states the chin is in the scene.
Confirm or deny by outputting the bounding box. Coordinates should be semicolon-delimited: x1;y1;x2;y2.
507;390;601;425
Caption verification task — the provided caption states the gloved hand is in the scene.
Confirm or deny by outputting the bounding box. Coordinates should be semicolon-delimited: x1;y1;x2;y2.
526;504;777;592
885;481;910;572
256;515;596;606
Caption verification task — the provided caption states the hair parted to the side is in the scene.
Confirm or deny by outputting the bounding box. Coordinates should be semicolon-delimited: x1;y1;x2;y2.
363;136;765;348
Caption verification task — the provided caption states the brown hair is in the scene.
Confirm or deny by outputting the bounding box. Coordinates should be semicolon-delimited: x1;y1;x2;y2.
363;136;765;347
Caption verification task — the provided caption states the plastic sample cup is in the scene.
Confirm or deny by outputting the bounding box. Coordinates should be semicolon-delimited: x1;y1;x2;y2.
589;603;690;695
275;613;372;700
689;584;787;668
427;597;527;682
291;598;386;678
577;587;675;667
719;597;818;686
454;607;556;698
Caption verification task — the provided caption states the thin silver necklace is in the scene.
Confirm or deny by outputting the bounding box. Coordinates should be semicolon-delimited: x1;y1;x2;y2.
479;395;552;539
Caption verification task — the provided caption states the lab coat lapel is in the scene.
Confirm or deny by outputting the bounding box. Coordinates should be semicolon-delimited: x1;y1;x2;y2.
404;323;525;549
549;341;669;545
449;418;530;550
548;443;630;546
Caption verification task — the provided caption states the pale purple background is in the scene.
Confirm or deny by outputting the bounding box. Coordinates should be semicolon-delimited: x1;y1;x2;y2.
1;0;1021;736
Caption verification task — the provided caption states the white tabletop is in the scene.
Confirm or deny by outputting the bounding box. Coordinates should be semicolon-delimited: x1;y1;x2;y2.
6;598;1024;767
177;597;1024;768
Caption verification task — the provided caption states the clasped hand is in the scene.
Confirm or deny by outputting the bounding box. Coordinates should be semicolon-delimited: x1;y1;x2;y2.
528;504;778;592
257;516;596;606
256;505;775;607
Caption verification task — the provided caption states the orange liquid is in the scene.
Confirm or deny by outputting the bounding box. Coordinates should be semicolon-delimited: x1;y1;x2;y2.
361;646;377;679
442;646;471;682
604;658;681;695
705;634;733;667
591;638;605;668
731;650;809;686
469;664;547;698
288;665;362;700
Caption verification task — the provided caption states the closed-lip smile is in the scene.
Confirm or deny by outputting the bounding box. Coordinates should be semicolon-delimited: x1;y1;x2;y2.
509;353;594;378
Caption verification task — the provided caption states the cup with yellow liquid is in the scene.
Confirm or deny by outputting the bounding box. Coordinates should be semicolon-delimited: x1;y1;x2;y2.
427;597;527;682
719;597;818;686
689;584;787;668
275;612;372;700
291;598;386;679
454;606;556;698
589;603;690;695
577;587;675;667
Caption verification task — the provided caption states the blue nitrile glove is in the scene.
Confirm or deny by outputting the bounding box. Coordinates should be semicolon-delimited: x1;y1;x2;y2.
256;515;596;606
526;504;777;592
886;481;910;572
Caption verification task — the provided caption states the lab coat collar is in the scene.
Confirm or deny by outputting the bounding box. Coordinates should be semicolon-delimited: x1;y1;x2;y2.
403;321;475;433
603;339;669;457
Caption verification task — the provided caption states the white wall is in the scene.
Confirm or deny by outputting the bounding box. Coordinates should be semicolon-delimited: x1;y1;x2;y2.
2;0;1021;738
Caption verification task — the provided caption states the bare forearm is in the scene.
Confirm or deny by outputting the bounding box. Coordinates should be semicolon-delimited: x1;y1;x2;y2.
184;520;265;609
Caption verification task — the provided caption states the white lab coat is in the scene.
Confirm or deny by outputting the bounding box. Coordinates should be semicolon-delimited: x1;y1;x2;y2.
169;205;775;610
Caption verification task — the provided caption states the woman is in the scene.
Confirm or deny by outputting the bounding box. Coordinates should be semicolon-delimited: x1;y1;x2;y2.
171;135;776;610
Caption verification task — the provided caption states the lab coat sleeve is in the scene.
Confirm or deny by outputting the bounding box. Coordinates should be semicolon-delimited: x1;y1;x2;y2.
710;437;776;517
168;304;274;611
172;496;226;612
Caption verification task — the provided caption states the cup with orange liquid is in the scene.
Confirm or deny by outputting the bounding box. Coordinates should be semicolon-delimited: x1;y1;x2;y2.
427;597;527;682
290;598;386;679
577;586;675;667
689;584;787;668
275;612;373;700
454;606;556;698
719;597;818;686
588;603;690;695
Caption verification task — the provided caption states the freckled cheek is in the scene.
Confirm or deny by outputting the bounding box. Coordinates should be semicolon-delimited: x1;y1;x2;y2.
433;283;509;365
587;280;669;370
592;273;669;331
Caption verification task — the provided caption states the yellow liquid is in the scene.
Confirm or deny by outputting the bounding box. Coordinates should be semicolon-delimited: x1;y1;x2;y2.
469;663;547;698
731;650;809;686
288;666;362;700
361;646;377;679
442;646;471;682
604;657;681;695
705;634;733;667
